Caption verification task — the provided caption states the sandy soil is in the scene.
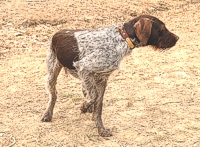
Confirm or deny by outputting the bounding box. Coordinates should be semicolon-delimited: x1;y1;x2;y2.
0;0;200;146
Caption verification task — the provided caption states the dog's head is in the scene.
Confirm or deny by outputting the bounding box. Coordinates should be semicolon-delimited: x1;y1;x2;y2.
124;15;179;49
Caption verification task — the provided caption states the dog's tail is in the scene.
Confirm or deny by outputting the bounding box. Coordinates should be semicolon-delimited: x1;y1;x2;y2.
46;39;58;73
46;38;63;92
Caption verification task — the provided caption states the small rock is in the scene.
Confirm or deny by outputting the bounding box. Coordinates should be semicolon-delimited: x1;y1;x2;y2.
0;133;4;137
22;44;26;48
14;41;19;45
7;23;13;26
179;71;190;78
14;32;22;36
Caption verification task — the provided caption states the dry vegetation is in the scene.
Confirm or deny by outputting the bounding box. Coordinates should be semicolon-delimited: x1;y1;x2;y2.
0;0;200;146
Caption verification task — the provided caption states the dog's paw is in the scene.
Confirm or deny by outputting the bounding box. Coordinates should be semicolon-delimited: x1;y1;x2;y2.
87;105;94;113
80;101;94;113
41;113;52;122
99;128;113;137
80;103;88;113
80;103;94;113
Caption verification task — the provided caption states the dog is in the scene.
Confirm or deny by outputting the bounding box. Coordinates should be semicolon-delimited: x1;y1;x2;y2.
41;15;179;137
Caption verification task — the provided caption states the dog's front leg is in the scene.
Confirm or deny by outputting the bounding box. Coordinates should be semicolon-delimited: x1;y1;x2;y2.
78;69;98;113
92;77;112;137
82;83;94;113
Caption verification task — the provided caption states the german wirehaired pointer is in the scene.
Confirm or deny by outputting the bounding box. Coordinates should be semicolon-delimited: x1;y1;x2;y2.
41;15;179;137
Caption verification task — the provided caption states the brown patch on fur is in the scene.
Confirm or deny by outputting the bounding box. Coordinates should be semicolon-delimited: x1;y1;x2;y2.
52;30;81;69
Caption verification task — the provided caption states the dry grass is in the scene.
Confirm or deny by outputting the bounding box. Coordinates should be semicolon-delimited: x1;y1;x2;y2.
0;0;200;146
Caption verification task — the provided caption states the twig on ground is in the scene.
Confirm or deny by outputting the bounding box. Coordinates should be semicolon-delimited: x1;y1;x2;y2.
162;101;181;105
7;135;16;147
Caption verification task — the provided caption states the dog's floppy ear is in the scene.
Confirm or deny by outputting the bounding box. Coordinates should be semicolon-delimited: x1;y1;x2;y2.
133;18;153;45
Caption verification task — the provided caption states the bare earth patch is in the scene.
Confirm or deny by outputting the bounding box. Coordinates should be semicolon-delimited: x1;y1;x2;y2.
0;0;200;146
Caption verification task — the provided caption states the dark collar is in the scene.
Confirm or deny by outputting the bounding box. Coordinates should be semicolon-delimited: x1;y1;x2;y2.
118;25;135;49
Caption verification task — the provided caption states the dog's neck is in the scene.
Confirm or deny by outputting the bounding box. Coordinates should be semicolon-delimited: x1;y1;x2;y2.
118;25;135;49
119;22;141;48
123;22;142;47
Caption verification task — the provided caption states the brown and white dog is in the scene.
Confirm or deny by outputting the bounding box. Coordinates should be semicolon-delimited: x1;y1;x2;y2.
41;15;179;137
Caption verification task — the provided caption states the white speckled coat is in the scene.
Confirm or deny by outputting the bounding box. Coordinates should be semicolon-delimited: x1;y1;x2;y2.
73;25;131;73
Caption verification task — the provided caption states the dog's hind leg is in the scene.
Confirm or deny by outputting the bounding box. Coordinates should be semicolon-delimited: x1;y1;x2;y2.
41;47;62;122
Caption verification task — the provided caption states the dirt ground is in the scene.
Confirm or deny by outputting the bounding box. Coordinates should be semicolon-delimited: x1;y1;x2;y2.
0;0;200;146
